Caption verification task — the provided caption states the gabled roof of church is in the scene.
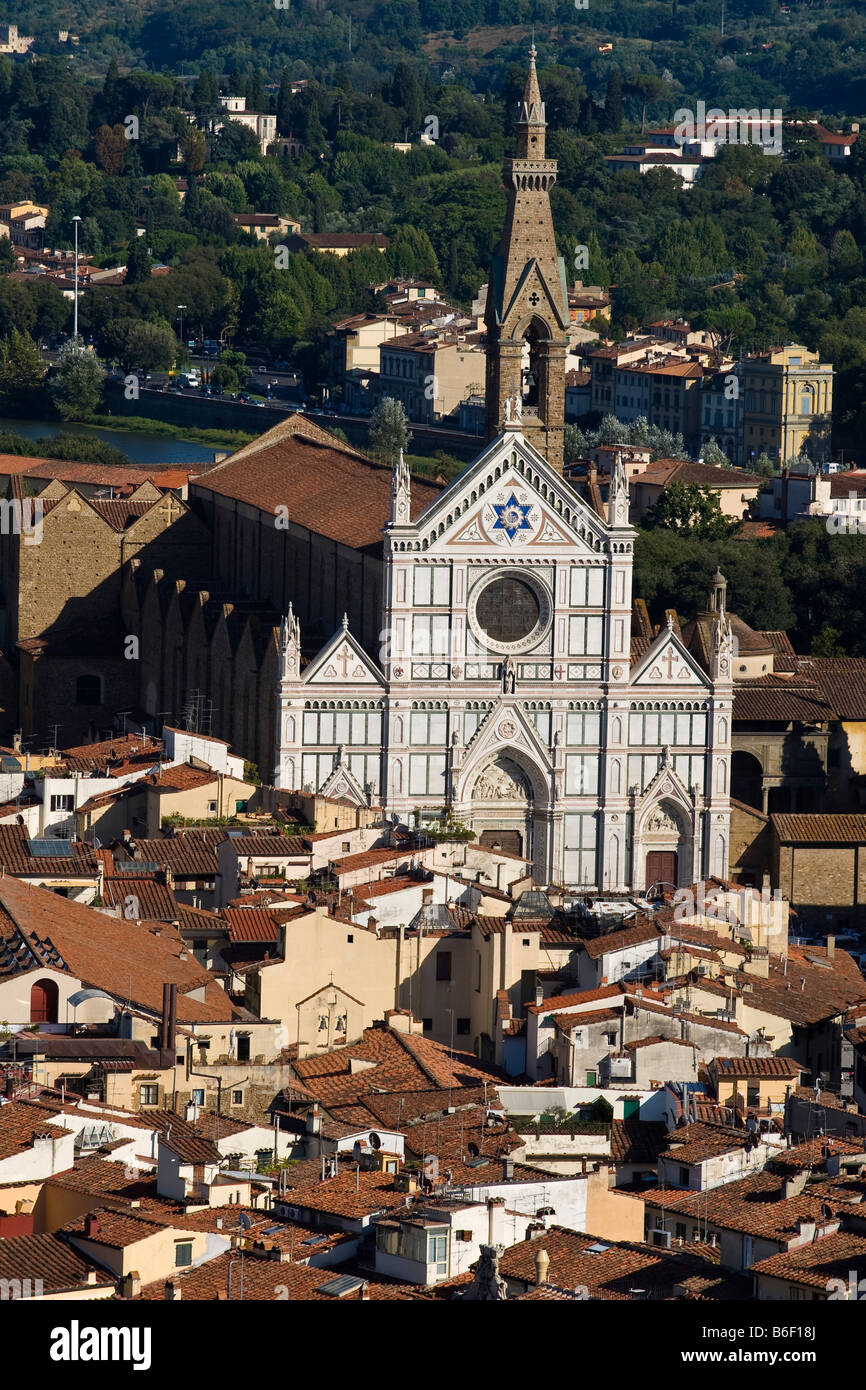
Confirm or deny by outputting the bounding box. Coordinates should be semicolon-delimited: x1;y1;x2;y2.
192;414;443;553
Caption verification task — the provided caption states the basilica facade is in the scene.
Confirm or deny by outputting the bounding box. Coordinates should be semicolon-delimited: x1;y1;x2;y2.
272;52;734;891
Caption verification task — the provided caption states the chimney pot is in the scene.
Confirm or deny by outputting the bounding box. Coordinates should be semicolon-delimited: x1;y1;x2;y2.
534;1247;550;1286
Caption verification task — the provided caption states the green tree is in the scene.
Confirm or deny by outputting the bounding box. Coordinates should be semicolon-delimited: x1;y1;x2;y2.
753;451;775;479
125;236;152;285
369;396;411;464
48;342;103;420
701;438;731;468
0;328;44;411
643;483;737;540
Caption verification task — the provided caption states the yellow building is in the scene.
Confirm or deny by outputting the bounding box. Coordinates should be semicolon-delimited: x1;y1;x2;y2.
741;345;833;466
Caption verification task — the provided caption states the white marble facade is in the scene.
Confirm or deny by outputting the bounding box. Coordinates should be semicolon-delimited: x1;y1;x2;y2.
275;430;733;891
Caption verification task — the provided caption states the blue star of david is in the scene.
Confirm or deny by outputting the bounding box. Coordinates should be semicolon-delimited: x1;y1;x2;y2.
492;493;533;541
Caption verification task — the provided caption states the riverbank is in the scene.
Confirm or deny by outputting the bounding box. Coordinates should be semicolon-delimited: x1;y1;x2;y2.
83;414;256;450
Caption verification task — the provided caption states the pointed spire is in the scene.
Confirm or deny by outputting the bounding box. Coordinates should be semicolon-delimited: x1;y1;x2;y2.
518;43;545;134
280;602;301;680
341;612;349;632
608;449;630;528
390;446;411;526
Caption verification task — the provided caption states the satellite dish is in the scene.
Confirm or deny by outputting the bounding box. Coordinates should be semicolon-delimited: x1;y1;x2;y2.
368;1131;382;1151
238;1212;253;1231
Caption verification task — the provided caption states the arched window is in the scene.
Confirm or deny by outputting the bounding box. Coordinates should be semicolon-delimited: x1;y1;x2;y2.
30;978;59;1024
75;674;102;706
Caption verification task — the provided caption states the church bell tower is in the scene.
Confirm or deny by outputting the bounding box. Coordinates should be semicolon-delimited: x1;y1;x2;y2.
485;46;570;470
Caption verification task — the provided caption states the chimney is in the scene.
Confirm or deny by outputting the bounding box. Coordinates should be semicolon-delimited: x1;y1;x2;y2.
160;983;171;1050
84;1214;100;1239
502;1155;514;1181
122;1271;141;1298
164;1279;182;1300
534;1247;550;1286
827;934;835;960
308;1103;322;1136
167;982;177;1052
535;981;544;1007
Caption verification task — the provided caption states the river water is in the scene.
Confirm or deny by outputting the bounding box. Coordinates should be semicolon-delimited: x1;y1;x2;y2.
2;419;219;465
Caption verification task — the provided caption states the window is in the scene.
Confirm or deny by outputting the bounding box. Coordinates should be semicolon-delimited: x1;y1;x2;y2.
410;710;448;745
679;1166;690;1187
140;1084;159;1106
427;1231;448;1276
232;1089;243;1106
456;1017;470;1034
342;841;351;852
347;934;354;944
175;1242;193;1268
236;1035;250;1062
49;794;74;813
563;812;598;886
522;938;530;946
207;801;218;814
408;754;446;797
436;951;452;981
191;1089;205;1106
422;1018;433;1032
675;1223;687;1240
75;674;101;705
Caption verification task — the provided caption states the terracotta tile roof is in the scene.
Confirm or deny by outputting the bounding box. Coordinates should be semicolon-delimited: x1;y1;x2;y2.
0;1100;74;1160
526;982;668;1017
732;686;835;723
0;1233;115;1292
771;812;866;843
103;877;179;922
290;1025;503;1107
115;836;221;878
610;1120;668;1164
61;1206;171;1248
643;1167;866;1239
639;460;764;489
0;876;239;1022
582;918;663;960
329;847;409;874
228;834;310;858
709;1056;802;1079
87;498;158;531
0;457;191;489
147;763;218;792
662;1121;758;1163
751;1230;866;1288
223;907;281;943
137;1248;416;1300
806;657;866;720
192;415;442;553
734;946;866;1027
497;1226;735;1300
348;874;423;900
0;825;99;877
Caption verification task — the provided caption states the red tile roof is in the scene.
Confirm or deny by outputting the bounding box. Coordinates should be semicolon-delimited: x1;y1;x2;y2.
0;1233;114;1292
193;415;442;553
0;876;239;1022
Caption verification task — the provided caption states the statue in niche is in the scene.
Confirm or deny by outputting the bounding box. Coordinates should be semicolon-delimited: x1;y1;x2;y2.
501;656;516;694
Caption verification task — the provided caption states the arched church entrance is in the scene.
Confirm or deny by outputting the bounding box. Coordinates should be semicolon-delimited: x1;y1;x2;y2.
466;752;548;879
639;800;692;892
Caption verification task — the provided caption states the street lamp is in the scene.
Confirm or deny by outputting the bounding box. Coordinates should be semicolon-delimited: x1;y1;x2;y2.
72;216;82;341
176;304;187;353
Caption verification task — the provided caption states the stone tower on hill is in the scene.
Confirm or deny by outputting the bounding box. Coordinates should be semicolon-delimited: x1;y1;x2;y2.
484;46;570;470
